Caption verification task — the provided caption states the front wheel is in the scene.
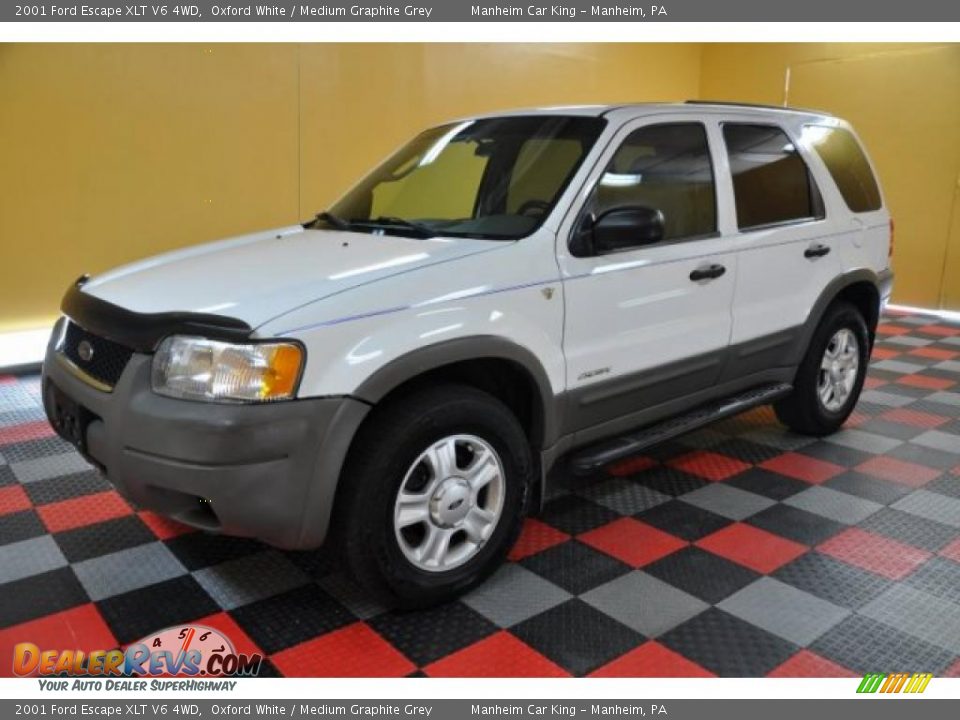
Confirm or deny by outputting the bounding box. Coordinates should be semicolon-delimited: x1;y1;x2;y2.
774;301;870;435
334;384;533;608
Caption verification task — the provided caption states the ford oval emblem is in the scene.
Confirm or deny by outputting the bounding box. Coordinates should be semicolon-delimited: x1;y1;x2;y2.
77;340;94;362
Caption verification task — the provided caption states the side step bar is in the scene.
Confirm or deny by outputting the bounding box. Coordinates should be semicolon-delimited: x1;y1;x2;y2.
569;383;793;475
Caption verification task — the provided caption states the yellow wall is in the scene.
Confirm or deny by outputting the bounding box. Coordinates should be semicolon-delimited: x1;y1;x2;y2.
701;43;960;309
2;42;958;332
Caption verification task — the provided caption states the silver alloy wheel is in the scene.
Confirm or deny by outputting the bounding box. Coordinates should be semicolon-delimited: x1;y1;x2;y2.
393;434;506;573
818;327;860;412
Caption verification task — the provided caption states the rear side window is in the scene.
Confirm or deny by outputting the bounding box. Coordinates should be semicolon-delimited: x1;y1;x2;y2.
588;122;716;241
803;125;882;213
723;123;824;230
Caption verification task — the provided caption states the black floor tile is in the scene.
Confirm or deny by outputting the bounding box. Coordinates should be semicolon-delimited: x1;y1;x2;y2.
230;584;355;655
629;466;710;497
370;602;496;667
726;468;810;501
710;439;785;464
796;441;872;468
0;567;89;629
521;540;630;595
825;472;913;505
538;495;620;535
512;599;644;676
25;470;110;506
165;532;268;571
0;509;46;545
659;608;798;677
644;547;760;604
54;515;156;564
747;505;845;546
859;507;956;552
773;552;892;609
636;500;732;542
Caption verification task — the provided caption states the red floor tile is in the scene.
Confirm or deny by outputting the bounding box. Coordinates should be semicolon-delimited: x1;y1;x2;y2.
138;511;194;541
855;456;941;487
426;631;569;677
0;604;116;677
271;622;415;677
0;420;54;446
818;528;931;580
939;538;960;563
589;641;715;678
862;376;887;390
917;324;960;337
767;650;856;678
696;523;807;574
508;518;570;561
36;491;132;533
608;455;657;477
192;611;263;658
876;324;911;336
667;450;750;481
843;410;871;428
897;375;955;391
0;485;31;516
943;659;960;678
908;346;959;361
760;452;844;484
879;408;950;429
870;346;900;360
579;517;687;568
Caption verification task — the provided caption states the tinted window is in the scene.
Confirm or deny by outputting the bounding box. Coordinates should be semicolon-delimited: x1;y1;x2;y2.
803;125;882;212
326;115;606;240
587;123;716;241
723;124;824;229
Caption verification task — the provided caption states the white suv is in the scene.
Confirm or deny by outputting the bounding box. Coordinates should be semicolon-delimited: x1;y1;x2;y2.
42;102;893;606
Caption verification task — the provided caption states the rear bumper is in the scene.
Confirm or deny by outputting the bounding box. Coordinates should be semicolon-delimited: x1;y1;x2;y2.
41;338;369;550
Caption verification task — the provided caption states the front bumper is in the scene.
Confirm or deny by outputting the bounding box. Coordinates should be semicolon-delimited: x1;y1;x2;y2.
41;340;369;550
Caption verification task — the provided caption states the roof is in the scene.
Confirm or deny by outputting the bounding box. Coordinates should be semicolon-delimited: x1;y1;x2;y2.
460;101;833;122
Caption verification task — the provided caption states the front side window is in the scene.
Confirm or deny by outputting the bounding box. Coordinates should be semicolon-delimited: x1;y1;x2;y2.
723;123;824;230
321;115;606;240
803;125;882;213
582;122;717;242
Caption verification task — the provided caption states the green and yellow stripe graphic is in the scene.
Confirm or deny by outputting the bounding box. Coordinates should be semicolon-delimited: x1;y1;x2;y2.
857;672;933;694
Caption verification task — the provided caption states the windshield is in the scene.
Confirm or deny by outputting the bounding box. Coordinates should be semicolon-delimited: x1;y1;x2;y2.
321;115;606;240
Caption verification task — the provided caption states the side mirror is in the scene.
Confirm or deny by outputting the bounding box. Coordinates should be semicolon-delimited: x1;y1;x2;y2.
592;206;665;253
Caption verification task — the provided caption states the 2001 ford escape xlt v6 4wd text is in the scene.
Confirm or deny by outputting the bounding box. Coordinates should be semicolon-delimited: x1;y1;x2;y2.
43;102;893;607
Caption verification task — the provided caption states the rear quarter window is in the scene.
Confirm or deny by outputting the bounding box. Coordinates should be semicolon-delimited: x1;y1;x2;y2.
803;125;882;213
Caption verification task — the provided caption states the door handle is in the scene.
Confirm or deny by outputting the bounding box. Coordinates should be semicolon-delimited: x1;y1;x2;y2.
804;243;831;259
689;263;726;281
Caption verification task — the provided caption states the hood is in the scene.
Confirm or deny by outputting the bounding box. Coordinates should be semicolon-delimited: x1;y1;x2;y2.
81;226;500;329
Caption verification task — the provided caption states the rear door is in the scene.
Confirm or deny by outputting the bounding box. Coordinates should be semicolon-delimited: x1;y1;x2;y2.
719;119;843;380
557;116;737;434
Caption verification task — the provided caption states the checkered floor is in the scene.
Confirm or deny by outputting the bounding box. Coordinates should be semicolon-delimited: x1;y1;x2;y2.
2;311;960;678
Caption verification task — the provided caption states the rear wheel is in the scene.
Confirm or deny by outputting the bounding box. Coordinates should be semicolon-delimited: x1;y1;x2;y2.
334;384;533;608
774;301;870;435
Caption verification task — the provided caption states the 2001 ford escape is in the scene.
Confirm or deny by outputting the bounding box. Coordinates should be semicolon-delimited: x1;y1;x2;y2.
43;102;893;606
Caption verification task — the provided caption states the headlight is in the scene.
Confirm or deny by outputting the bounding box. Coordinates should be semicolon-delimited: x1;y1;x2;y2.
152;336;304;403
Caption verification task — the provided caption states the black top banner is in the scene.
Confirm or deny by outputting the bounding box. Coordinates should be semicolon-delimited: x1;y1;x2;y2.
7;0;960;21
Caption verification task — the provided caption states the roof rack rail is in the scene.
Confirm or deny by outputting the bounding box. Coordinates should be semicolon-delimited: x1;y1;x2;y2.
684;100;828;115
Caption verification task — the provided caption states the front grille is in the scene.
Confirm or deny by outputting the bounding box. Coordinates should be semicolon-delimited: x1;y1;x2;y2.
60;321;134;389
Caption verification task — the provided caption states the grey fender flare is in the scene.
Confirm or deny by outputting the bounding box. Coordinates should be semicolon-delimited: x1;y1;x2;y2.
351;335;562;449
790;267;889;367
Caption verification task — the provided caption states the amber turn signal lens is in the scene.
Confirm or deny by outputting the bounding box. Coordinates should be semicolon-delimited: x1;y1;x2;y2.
261;344;304;399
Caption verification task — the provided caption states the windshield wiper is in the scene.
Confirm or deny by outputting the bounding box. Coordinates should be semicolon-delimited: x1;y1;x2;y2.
352;216;436;238
312;211;352;231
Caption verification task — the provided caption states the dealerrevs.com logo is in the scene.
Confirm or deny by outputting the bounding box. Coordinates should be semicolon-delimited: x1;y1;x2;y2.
13;624;262;682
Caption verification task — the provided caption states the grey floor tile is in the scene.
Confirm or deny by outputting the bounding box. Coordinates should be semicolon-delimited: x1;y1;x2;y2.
73;542;186;601
193;550;310;611
718;577;849;646
884;335;934;347
582;570;708;637
824;429;902;454
910;430;960;454
872;359;927;374
11;453;92;483
934;360;960;374
859;390;914;408
903;556;960;605
681;483;775;521
577;478;671;515
784;486;882;525
463;563;570;628
891;490;960;529
859;584;960;655
0;535;67;584
926;391;960;407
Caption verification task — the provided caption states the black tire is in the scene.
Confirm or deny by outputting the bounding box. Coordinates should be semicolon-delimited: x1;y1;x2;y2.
774;301;870;435
333;383;534;609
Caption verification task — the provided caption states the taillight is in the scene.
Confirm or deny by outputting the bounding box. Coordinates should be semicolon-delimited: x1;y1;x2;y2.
889;218;895;258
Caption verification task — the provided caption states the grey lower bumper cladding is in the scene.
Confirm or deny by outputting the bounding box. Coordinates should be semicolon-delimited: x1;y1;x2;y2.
42;346;369;549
